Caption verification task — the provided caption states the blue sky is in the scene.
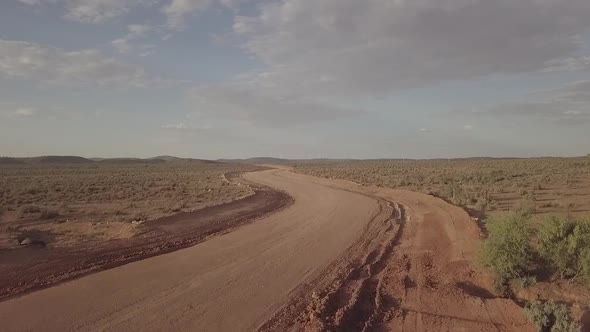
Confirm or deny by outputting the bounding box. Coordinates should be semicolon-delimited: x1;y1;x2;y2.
1;0;590;159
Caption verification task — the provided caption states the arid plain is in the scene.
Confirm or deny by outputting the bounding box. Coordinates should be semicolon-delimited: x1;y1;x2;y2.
1;156;589;331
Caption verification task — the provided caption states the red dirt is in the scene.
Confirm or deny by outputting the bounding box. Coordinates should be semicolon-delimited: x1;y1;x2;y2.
0;172;292;302
259;175;535;332
0;169;538;331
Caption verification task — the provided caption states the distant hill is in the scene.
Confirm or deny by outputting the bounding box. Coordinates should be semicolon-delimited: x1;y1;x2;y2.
97;158;166;165
151;156;224;165
217;157;292;164
0;155;221;166
0;157;26;165
148;156;220;164
148;155;184;162
30;156;94;164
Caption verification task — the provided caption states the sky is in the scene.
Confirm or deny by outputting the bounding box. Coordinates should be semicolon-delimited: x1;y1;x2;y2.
1;0;590;159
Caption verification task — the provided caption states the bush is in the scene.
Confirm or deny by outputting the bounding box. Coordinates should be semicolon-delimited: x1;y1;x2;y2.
511;275;537;291
524;300;580;332
539;217;590;281
480;210;534;286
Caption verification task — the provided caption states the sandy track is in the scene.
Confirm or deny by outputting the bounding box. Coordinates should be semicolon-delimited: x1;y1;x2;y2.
0;169;383;331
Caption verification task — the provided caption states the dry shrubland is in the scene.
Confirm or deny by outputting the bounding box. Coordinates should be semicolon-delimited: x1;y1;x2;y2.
0;163;253;248
295;157;590;217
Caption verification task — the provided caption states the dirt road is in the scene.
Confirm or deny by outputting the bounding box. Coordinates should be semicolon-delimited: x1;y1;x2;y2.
0;169;382;331
0;169;533;331
0;174;291;301
262;175;534;331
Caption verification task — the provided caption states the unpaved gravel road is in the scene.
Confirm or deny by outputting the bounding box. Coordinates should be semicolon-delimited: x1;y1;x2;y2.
0;168;533;331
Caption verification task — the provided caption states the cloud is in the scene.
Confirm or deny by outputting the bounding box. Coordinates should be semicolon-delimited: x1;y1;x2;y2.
231;0;590;99
463;124;473;131
112;24;155;54
161;122;189;130
189;76;363;126
111;38;132;53
543;56;590;72
0;107;37;118
128;24;152;36
20;0;157;23
18;0;42;5
163;0;211;29
188;0;590;128
160;122;217;136
14;108;36;116
419;128;431;133
457;80;590;125
0;39;171;87
163;0;248;29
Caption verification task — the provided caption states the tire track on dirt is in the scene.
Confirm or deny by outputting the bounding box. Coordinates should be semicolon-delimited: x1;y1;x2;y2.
259;173;535;332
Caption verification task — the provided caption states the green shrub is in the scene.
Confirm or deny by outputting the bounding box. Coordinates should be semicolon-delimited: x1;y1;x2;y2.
538;216;576;278
511;275;537;291
480;210;534;286
539;217;590;281
524;300;580;332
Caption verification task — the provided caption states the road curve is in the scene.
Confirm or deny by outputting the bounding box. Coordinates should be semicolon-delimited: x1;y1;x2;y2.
0;169;382;331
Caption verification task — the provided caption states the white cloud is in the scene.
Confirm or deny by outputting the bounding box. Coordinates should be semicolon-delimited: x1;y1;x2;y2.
543;56;590;72
111;38;132;53
160;122;215;135
128;24;152;36
0;39;169;87
112;24;154;54
162;0;249;29
219;0;244;11
457;80;590;125
231;0;590;99
161;122;188;130
188;0;590;128
19;0;157;23
14;108;36;116
163;0;211;30
190;75;362;126
563;110;582;116
18;0;42;5
0;107;37;118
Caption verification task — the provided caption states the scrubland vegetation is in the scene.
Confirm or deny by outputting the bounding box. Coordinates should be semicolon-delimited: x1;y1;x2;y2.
0;162;252;248
295;157;590;330
295;157;590;216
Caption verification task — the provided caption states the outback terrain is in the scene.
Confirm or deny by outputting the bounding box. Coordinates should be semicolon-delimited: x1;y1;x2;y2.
0;157;291;299
0;157;588;331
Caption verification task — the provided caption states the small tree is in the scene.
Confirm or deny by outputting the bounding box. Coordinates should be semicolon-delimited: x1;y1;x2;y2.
480;210;534;293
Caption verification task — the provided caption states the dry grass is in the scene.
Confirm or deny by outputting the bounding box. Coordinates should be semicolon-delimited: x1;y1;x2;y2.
0;163;253;248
